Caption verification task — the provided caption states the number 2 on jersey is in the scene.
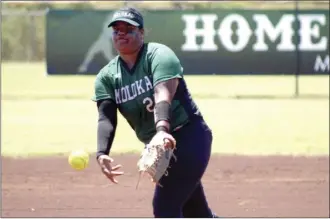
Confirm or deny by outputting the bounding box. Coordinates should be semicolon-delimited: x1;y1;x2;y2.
143;97;154;112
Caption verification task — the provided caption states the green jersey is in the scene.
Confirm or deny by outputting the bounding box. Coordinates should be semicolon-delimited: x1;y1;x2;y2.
92;42;201;144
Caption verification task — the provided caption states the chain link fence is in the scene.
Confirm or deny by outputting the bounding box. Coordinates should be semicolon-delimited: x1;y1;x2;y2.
2;9;48;61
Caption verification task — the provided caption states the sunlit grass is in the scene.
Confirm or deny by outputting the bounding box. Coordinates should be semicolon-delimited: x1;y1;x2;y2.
1;62;329;157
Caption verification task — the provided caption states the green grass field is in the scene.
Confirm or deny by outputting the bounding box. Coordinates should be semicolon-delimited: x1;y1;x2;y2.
1;62;329;157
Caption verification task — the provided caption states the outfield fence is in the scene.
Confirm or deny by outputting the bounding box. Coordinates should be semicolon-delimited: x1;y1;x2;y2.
1;1;329;98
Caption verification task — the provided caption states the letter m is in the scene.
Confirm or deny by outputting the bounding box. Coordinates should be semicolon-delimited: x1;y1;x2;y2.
252;14;295;51
314;55;329;72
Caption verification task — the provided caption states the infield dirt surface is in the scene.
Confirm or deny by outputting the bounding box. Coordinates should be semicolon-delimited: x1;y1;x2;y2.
2;154;329;218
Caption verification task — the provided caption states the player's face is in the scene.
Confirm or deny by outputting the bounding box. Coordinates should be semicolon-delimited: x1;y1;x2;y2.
112;21;144;55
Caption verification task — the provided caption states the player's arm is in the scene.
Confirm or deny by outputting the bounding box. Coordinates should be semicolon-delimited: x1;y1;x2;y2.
93;70;118;159
152;45;183;132
96;99;117;159
153;79;178;132
93;70;124;184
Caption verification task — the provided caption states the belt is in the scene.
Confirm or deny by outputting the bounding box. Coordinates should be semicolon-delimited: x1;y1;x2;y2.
172;120;190;132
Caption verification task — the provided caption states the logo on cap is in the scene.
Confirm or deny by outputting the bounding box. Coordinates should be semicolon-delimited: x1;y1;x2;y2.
113;11;135;20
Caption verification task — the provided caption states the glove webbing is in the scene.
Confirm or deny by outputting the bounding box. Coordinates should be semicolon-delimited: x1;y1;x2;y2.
136;145;177;190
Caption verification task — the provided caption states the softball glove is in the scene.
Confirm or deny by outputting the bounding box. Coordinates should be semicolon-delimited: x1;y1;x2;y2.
136;142;176;188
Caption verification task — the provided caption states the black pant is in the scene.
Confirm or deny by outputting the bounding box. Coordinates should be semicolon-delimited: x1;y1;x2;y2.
152;118;216;217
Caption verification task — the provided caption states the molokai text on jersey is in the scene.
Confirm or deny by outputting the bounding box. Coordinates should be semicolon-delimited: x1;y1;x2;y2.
114;75;153;104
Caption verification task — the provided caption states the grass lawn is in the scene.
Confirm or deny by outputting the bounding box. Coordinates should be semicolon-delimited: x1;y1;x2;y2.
1;62;329;157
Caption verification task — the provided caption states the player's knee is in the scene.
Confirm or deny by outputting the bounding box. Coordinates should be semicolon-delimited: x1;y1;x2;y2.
152;196;182;218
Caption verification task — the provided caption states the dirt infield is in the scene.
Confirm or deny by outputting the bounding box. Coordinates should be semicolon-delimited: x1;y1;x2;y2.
2;154;329;218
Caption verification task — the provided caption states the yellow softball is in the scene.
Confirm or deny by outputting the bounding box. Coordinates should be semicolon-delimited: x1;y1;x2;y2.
68;149;89;170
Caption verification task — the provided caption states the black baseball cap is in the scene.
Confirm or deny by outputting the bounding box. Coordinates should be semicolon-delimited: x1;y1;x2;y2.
108;7;144;28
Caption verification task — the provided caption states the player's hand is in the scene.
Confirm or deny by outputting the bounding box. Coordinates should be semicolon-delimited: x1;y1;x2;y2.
149;131;176;149
97;155;124;184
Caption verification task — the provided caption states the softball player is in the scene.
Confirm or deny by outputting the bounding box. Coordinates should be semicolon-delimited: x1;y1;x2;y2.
93;7;218;218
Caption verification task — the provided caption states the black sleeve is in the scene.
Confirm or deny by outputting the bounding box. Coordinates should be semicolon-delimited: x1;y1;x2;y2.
96;99;117;159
